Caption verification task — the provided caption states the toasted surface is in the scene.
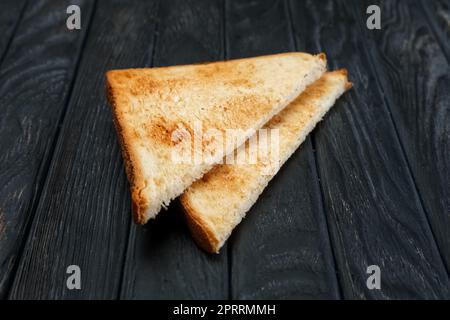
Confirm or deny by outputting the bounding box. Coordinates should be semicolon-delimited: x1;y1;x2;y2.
180;70;352;253
107;52;327;224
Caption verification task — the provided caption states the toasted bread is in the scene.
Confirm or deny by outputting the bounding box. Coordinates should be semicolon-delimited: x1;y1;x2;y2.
180;70;352;253
106;52;327;223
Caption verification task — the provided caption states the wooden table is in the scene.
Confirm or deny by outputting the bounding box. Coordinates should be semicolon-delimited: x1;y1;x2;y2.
0;0;449;299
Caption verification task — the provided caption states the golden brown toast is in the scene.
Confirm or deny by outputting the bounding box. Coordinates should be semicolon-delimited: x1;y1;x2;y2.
180;70;352;253
106;52;327;223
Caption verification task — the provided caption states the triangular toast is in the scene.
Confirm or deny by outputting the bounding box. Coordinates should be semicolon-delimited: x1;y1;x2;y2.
107;52;326;223
180;70;352;253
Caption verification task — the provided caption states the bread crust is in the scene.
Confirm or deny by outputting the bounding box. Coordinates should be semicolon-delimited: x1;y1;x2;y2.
106;76;148;224
180;196;220;253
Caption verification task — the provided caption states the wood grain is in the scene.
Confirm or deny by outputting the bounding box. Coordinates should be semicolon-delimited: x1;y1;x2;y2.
357;0;450;274
2;0;449;299
226;0;339;299
0;0;27;64
120;0;228;300
0;0;26;65
289;0;450;298
420;0;450;60
8;0;159;299
0;0;94;299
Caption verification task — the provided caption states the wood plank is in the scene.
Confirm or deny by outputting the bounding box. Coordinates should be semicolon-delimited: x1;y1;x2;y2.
8;0;159;299
356;0;450;274
226;0;340;299
420;0;450;59
120;0;228;300
289;0;450;298
0;0;95;299
0;0;27;64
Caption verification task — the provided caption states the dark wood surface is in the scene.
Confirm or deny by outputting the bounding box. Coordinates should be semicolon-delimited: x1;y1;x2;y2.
358;0;450;274
0;0;449;299
0;0;95;298
290;0;449;299
421;0;450;60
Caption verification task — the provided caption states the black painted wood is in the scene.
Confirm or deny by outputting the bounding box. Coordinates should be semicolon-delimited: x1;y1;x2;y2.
226;0;339;299
0;0;27;65
356;0;450;274
1;0;449;300
0;0;94;299
120;0;228;300
420;0;450;61
289;0;450;299
8;0;159;299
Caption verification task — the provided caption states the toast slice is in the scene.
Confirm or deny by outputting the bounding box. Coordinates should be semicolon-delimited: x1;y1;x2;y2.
106;52;327;224
180;70;352;253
